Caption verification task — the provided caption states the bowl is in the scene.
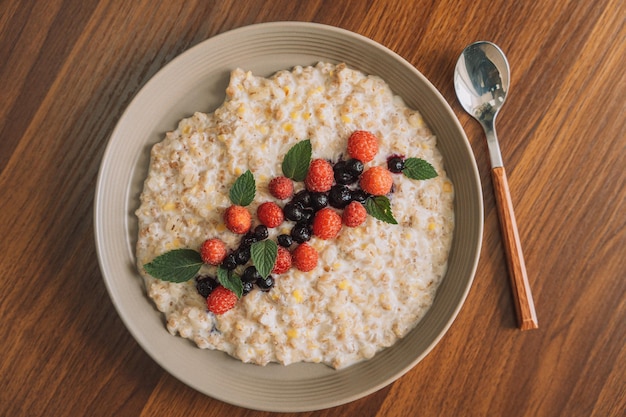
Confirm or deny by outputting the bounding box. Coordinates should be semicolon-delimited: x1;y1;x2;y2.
94;21;483;412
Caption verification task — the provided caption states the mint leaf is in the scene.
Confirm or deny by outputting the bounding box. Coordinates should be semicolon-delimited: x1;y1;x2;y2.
229;170;256;206
282;139;312;181
217;266;243;298
365;196;398;224
250;240;278;278
143;249;203;283
402;158;438;180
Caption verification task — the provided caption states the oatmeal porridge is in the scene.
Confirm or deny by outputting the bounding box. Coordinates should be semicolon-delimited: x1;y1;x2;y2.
135;62;455;369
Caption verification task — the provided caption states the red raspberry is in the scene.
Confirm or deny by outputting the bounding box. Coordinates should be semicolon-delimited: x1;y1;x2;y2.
200;238;227;265
359;166;393;196
312;208;342;239
207;286;238;315
257;201;284;228
292;243;318;272
224;205;252;234
305;159;333;192
342;201;367;227
272;246;292;274
347;130;379;163
268;176;294;200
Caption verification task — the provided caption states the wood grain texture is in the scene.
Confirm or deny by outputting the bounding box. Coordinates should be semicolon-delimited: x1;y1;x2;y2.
491;166;538;330
1;0;624;416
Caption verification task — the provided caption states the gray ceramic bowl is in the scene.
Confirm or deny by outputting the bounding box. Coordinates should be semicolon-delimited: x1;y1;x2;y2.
95;22;483;412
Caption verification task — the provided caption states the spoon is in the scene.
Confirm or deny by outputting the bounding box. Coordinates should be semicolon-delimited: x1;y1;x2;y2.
454;41;538;330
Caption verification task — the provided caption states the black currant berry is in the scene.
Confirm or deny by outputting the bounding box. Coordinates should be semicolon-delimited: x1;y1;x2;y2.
253;224;269;240
242;280;254;296
336;171;355;185
241;232;258;247
277;234;293;247
291;222;312;243
242;265;262;283
233;246;251;265
333;160;355;185
351;189;371;203
195;275;218;298
310;192;329;211
301;207;314;223
284;202;305;221
222;253;238;270
387;156;405;173
328;185;352;208
345;158;364;176
256;275;275;291
291;190;311;207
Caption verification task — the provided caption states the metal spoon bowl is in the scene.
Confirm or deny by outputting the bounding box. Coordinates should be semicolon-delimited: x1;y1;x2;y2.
454;42;510;167
454;42;538;330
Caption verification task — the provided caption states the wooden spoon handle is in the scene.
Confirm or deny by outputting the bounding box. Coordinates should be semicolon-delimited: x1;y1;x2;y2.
491;166;538;330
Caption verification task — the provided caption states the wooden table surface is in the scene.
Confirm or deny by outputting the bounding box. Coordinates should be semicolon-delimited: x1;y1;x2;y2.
1;1;624;416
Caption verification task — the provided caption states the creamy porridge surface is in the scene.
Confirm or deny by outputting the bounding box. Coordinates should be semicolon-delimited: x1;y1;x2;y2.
135;62;455;369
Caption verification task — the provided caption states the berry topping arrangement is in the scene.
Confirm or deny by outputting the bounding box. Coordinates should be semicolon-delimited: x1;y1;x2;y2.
144;130;438;315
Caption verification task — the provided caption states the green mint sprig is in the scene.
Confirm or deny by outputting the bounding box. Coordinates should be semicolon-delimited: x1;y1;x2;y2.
402;158;438;180
365;196;398;225
143;249;203;283
229;169;256;206
250;239;278;278
217;266;243;298
282;139;312;181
